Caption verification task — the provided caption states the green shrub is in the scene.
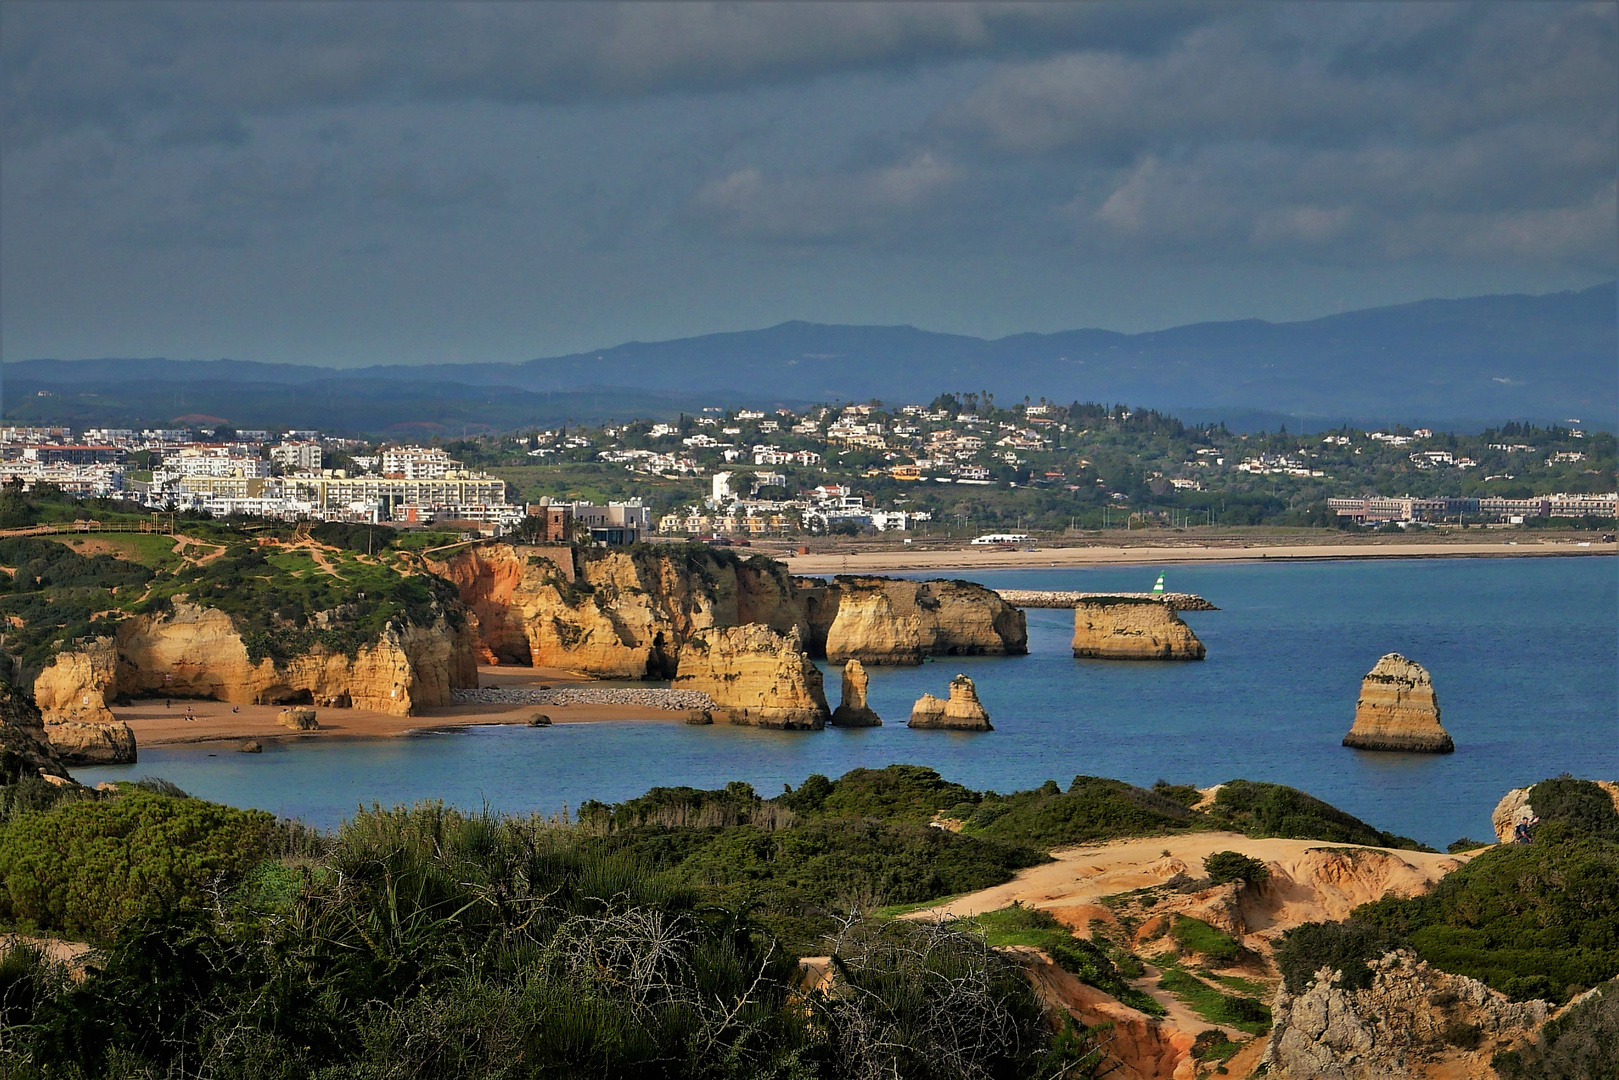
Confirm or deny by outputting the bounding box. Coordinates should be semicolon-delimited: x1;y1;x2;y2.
781;765;981;823
0;789;274;941
1528;776;1619;842
1274;919;1401;992
1356;831;1619;1003
1203;850;1270;886
1152;780;1203;807
1493;978;1619;1080
1447;837;1491;853
964;775;1195;847
1208;780;1428;850
1170;915;1241;963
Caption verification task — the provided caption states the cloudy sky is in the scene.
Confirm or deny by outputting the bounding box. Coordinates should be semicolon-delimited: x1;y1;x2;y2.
2;1;1614;367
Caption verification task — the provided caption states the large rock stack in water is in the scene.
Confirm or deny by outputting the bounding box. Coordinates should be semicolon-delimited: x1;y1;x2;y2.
671;625;829;730
1342;653;1454;753
1070;599;1205;660
908;674;992;731
830;660;882;727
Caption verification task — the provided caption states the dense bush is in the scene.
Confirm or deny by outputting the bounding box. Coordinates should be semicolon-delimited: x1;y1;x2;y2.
1356;828;1619;1002
308;521;396;553
1274;918;1401;992
1528;776;1619;842
1493;978;1619;1080
2;798;1079;1080
0;788;274;942
964;776;1195;847
1207;780;1428;850
0;538;153;686
1155;967;1271;1034
781;766;981;824
1203;850;1270;886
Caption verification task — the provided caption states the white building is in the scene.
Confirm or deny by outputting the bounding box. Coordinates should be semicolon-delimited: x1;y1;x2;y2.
381;446;460;479
271;442;323;471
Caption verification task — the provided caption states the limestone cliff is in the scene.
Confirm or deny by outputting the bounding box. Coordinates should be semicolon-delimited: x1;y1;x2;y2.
34;600;474;718
1492;780;1619;842
1342;654;1453;753
0;683;74;783
908;674;992;731
437;543;806;678
671;625;828;729
797;576;1028;665
830;659;881;727
1070;599;1205;661
1263;950;1549;1079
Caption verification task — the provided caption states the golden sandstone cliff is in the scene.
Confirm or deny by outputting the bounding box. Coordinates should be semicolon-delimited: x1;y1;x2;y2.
670;625;829;729
798;576;1028;665
438;547;1026;676
437;544;804;678
1342;653;1454;754
1070;598;1205;661
32;600;475;722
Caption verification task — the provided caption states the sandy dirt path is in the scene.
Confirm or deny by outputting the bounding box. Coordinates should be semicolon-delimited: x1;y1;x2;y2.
117;665;699;747
785;538;1614;574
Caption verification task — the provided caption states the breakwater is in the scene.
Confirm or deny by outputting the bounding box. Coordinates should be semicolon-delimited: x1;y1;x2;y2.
451;687;718;710
997;590;1218;611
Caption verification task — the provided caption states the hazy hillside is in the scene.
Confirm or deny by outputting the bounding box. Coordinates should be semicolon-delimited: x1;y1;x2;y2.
6;283;1613;432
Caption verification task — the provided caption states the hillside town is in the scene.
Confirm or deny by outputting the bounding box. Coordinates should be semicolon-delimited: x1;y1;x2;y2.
1;394;1613;540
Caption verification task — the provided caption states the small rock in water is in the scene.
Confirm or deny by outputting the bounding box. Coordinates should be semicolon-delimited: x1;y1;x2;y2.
686;710;714;726
527;713;552;727
238;739;263;753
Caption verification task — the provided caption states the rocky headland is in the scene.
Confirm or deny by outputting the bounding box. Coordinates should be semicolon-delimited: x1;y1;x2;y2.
1069;598;1206;660
797;575;1027;665
829;659;881;727
670;624;829;729
0;683;75;783
1342;653;1454;753
435;543;805;678
32;600;476;723
908;674;992;731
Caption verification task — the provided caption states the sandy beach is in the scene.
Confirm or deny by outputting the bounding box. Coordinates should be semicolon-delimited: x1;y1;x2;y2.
118;665;699;748
784;536;1617;574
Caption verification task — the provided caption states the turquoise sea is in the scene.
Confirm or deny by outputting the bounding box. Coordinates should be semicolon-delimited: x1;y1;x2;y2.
78;556;1618;850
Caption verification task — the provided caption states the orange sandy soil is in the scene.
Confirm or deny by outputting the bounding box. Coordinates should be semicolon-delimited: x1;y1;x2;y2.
115;665;698;748
784;537;1616;574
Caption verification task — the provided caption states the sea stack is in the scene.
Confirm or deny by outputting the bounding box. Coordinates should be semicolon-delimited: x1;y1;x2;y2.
830;660;882;727
671;625;829;730
1070;599;1205;660
1343;653;1454;753
908;674;992;731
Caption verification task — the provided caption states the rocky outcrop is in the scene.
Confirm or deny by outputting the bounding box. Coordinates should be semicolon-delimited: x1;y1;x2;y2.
830;659;881;727
43;720;137;766
1070;599;1205;661
0;683;74;783
671;625;828;729
908;674;992;731
798;576;1027;665
1264;950;1549;1079
278;707;318;731
437;544;806;678
1492;787;1533;844
34;600;474;718
1342;654;1453;753
32;637;119;724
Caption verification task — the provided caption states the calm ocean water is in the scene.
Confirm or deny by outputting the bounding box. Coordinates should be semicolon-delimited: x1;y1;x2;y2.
78;557;1618;850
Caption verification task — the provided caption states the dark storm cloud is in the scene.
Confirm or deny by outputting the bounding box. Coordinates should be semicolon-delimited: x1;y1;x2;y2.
0;2;1204;145
0;1;1612;366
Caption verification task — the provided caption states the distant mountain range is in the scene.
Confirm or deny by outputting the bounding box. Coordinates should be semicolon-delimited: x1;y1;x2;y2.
5;282;1613;435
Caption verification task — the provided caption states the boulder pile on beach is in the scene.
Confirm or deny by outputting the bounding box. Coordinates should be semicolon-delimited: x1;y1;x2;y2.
451;687;718;711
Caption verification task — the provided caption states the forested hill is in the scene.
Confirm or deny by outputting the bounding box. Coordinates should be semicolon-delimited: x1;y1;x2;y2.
7;282;1614;428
